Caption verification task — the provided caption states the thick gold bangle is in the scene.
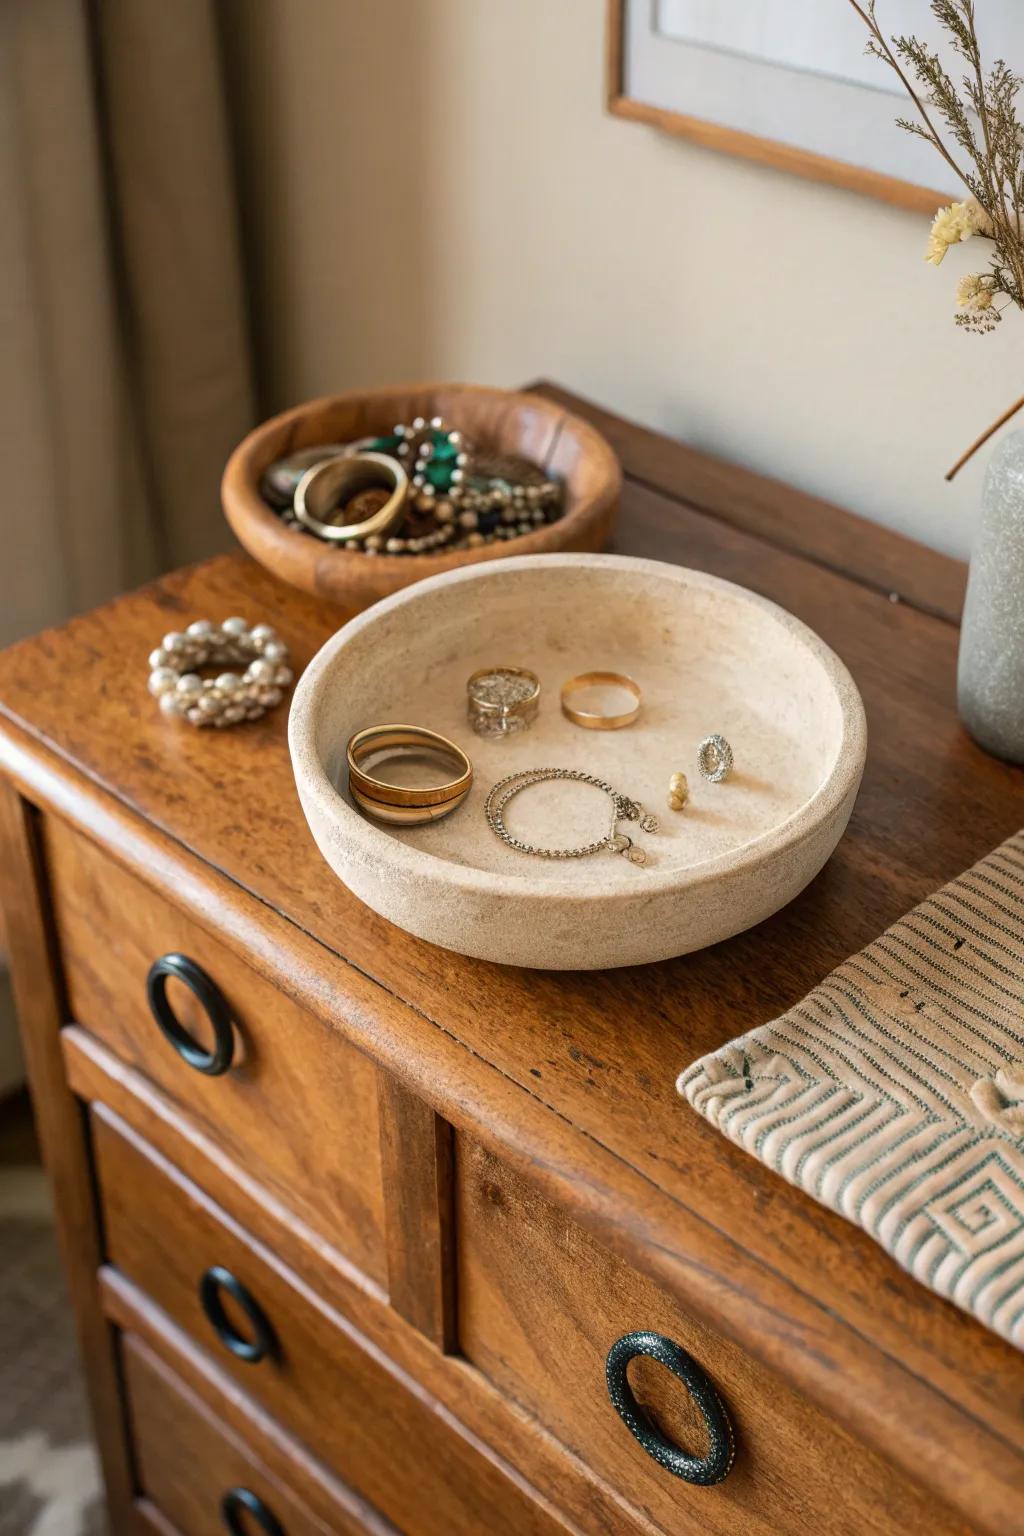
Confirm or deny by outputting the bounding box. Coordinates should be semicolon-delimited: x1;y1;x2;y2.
294;452;408;542
560;672;642;731
349;782;472;826
347;724;473;809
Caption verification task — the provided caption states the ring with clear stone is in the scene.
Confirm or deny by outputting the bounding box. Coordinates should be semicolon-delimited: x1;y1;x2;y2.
147;618;293;729
697;734;734;783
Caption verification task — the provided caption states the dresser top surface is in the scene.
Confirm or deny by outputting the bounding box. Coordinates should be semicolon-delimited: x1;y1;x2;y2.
1;384;1021;1516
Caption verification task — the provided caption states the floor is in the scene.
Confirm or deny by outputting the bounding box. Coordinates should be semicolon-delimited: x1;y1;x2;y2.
0;1090;104;1536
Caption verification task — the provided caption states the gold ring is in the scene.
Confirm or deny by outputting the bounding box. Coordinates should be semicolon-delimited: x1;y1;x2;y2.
294;452;408;542
466;666;541;737
347;724;473;811
560;672;642;731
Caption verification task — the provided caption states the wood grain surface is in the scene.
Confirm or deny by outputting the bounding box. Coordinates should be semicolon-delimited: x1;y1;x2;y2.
94;1106;571;1536
43;814;388;1290
1;386;1022;1534
122;1332;358;1536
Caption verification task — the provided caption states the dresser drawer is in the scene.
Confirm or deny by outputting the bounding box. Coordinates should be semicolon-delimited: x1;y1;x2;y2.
43;815;386;1289
123;1330;385;1535
92;1105;568;1536
455;1139;964;1536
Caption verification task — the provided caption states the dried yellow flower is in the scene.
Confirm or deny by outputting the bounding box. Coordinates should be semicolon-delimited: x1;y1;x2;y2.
956;273;995;311
926;201;982;265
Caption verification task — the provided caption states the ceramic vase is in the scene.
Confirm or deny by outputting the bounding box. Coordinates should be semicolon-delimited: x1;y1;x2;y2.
958;429;1024;763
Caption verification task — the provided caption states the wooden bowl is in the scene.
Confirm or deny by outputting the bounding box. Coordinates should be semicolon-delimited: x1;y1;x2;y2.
221;383;622;608
289;553;867;969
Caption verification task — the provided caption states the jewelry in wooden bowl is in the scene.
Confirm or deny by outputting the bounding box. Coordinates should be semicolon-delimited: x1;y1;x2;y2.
221;383;622;611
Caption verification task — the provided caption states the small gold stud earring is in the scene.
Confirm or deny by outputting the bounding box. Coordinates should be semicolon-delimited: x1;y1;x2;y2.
667;771;688;812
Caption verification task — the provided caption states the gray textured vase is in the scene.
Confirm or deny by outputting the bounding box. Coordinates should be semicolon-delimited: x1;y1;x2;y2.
958;430;1024;763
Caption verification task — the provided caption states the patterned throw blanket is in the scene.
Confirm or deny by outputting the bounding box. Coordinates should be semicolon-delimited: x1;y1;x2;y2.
678;832;1024;1348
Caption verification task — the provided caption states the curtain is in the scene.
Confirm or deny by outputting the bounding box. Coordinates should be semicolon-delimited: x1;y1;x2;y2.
0;0;255;651
0;0;255;1091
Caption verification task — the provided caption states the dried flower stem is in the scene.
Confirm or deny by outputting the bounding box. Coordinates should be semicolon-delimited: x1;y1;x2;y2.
848;0;1024;477
946;392;1024;480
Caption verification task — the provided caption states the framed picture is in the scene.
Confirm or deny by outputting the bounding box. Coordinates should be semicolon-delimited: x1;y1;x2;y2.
606;0;1021;212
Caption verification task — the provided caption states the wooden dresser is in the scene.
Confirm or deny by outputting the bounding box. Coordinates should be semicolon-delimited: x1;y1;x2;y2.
1;385;1021;1536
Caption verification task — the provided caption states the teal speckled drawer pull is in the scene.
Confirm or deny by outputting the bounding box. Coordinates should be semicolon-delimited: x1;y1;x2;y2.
605;1331;735;1486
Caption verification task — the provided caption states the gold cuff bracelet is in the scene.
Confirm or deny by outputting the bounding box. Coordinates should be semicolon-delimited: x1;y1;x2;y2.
347;724;473;824
295;452;408;543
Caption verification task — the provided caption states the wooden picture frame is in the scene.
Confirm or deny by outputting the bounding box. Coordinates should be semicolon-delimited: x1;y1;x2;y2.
605;0;949;215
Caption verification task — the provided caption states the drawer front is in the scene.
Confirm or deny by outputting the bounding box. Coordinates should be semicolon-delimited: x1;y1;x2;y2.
455;1139;963;1536
93;1107;568;1536
43;816;386;1289
123;1331;374;1536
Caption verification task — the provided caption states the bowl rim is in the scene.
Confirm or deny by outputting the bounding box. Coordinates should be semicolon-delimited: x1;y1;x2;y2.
288;552;868;904
222;381;622;582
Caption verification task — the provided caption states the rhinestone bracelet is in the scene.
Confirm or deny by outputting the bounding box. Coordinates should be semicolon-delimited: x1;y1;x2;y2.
484;768;658;866
148;618;293;728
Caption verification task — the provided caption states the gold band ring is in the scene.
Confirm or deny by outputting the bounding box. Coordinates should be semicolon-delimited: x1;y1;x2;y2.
347;724;473;810
295;452;408;542
560;672;642;731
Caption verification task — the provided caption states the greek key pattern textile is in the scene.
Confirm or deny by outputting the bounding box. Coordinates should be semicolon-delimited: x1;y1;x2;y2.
678;831;1024;1347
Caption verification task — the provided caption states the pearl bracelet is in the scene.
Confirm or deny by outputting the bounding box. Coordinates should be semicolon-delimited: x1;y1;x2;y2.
148;618;293;728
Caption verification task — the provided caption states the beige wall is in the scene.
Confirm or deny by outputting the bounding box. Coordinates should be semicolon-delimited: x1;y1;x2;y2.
220;0;1022;560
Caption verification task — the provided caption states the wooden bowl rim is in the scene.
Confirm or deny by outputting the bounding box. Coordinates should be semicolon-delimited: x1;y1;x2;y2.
221;382;622;583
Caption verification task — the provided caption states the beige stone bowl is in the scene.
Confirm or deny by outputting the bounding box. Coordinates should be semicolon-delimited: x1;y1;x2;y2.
289;554;867;969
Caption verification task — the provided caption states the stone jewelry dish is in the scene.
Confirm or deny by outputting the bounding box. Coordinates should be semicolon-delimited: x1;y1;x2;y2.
222;383;621;611
289;554;867;969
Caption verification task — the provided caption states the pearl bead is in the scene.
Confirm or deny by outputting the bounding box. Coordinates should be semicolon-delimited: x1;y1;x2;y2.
197;692;220;715
159;692;184;717
216;672;242;693
466;532;484;547
411;416;426;431
148;668;178;696
222;705;245;724
448;430;463;448
257;686;283;707
275;666;294;687
148;648;169;669
186;706;206;725
221;616;248;637
459;510;478;530
162;632;186;653
261;641;287;665
386;538;403;553
176;673;203;697
250;623;276;645
186;619;215;638
246;658;276;685
430;415;444;430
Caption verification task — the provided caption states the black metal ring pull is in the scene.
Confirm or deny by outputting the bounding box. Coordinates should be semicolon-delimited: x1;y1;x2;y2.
221;1486;285;1535
200;1265;276;1364
606;1331;735;1485
146;952;235;1076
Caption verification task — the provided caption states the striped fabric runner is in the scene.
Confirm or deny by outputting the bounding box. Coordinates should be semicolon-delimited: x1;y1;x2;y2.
678;831;1024;1347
